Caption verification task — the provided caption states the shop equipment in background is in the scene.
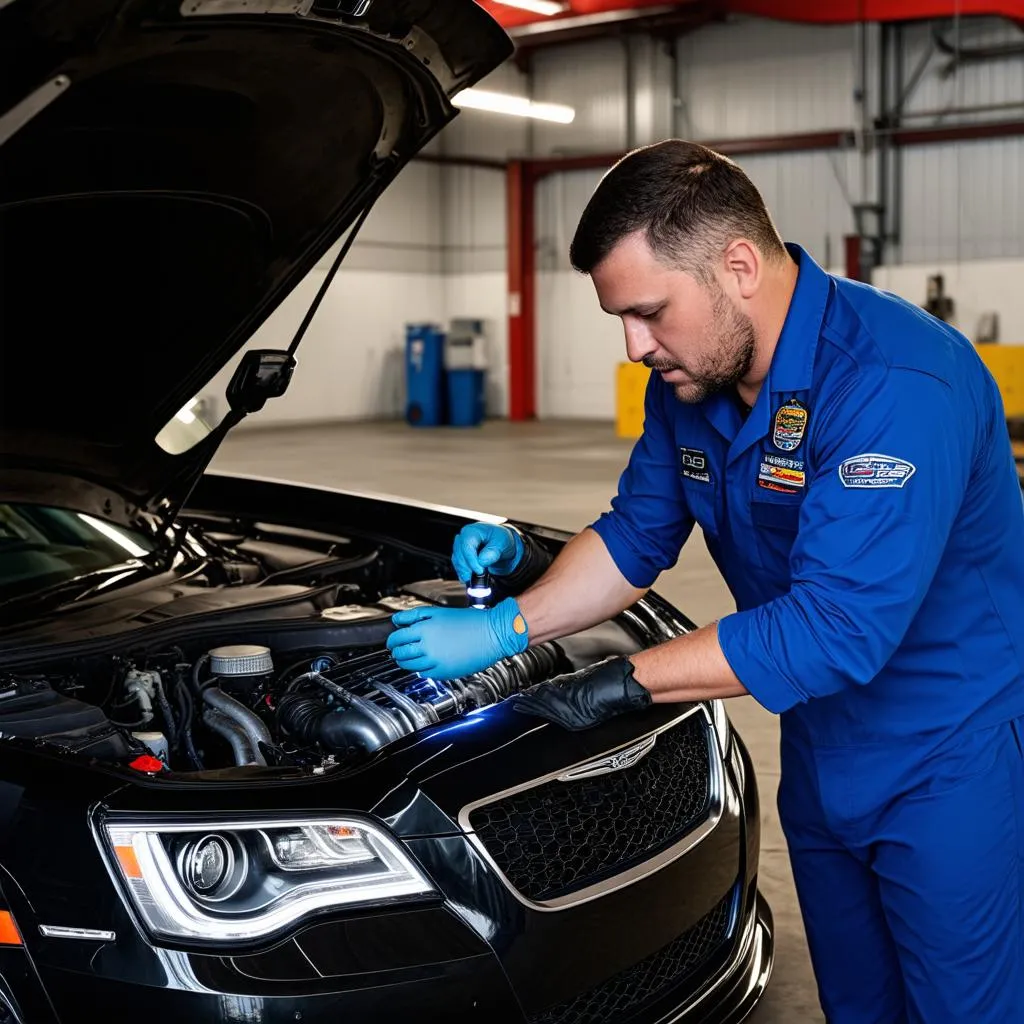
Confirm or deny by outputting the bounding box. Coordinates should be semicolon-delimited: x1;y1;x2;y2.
445;318;488;428
405;323;446;427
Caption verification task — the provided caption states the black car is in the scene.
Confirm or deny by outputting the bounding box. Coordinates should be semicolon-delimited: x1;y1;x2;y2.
0;0;773;1021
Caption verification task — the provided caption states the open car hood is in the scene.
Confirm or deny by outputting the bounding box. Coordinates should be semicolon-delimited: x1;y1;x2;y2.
0;0;511;535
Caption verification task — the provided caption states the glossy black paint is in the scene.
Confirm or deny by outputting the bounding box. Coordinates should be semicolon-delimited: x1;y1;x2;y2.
0;473;771;1022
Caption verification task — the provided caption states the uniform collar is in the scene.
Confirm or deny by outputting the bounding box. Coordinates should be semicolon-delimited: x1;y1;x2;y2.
767;242;832;395
700;243;831;460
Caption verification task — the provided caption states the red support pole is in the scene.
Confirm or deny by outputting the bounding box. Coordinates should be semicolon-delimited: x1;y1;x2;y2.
507;160;537;421
844;234;863;282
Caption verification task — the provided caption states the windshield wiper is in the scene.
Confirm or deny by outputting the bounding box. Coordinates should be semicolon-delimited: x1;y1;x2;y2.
0;556;162;618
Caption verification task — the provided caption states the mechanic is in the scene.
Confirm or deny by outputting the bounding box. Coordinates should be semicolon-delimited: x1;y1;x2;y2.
387;140;1024;1024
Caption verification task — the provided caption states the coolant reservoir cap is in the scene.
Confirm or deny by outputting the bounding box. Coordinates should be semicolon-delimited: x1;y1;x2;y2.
209;645;274;677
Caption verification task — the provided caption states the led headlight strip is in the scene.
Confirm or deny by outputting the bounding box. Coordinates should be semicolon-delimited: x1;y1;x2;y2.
100;815;434;945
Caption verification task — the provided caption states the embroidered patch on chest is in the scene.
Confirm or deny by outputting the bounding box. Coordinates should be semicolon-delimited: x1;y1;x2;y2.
679;447;712;484
772;400;809;452
758;461;806;489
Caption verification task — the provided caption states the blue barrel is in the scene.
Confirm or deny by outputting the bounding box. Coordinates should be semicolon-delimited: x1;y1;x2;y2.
447;368;486;428
405;324;445;427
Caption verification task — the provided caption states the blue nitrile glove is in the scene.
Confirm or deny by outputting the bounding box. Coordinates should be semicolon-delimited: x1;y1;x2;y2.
452;523;524;583
387;597;529;680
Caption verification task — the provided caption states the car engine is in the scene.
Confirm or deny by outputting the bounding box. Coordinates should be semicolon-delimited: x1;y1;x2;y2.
0;580;642;774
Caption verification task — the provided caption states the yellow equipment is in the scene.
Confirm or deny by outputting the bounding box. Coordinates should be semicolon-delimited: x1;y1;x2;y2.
975;344;1024;419
615;361;649;439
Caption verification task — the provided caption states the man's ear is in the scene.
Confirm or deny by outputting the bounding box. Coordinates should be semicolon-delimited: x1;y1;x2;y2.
722;239;761;301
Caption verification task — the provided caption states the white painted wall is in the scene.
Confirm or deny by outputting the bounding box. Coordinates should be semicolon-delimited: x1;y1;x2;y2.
195;153;513;429
200;268;446;429
871;259;1024;344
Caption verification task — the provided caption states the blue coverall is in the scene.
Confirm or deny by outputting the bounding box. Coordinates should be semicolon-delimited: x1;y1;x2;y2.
591;244;1024;1023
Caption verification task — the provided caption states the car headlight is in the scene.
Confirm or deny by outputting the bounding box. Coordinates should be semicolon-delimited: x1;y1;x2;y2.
710;699;732;758
100;815;434;945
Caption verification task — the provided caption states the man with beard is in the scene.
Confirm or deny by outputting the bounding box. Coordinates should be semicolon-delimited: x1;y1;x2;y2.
387;141;1024;1023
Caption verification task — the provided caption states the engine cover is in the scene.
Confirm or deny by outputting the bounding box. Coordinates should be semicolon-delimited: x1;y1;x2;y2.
0;678;131;758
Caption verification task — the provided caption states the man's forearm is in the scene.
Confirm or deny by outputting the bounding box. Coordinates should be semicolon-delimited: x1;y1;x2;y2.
517;528;646;645
629;622;749;702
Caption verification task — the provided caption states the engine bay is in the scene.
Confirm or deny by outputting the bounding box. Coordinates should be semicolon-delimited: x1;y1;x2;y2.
0;576;642;775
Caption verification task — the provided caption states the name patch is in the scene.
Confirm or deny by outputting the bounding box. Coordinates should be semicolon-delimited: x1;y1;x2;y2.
839;453;916;489
679;447;711;484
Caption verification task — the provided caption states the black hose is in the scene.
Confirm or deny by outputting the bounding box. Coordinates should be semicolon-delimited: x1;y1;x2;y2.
191;653;210;696
179;683;203;770
153;674;178;749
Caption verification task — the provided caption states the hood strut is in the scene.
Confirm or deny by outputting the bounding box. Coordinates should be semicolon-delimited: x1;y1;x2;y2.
284;202;374;360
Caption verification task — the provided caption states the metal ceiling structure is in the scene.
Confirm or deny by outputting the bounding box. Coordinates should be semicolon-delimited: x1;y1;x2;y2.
479;0;1024;34
464;0;1024;418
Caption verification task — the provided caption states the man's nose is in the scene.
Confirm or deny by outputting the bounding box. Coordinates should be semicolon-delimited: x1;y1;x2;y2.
624;319;658;364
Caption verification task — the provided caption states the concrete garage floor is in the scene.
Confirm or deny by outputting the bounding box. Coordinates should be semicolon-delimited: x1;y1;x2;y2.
212;418;825;1024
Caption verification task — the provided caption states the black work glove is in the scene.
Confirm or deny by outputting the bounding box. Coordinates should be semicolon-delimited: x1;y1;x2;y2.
510;656;652;731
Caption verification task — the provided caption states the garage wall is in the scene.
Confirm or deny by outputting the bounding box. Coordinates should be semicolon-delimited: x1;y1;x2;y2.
872;259;1024;343
194;15;1024;428
439;61;530;418
198;160;447;428
518;13;1023;419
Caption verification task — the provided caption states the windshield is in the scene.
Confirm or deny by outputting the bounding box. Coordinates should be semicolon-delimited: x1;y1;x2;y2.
0;504;157;603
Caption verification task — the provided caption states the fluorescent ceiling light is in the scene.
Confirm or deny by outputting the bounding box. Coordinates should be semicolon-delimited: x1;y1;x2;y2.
452;88;575;124
489;0;566;15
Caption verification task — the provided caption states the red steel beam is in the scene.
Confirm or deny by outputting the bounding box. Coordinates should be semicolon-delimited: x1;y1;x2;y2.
481;0;1024;31
507;161;537;421
415;153;508;171
525;129;852;179
521;166;538;421
891;118;1024;146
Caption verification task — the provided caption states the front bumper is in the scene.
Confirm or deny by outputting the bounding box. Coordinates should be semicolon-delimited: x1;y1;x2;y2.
0;891;771;1024
1;724;772;1024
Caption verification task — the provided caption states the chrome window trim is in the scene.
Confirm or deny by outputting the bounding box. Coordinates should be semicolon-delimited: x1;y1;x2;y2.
457;704;725;913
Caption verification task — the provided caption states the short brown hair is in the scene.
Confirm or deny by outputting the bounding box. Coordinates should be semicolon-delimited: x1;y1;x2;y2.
569;140;787;279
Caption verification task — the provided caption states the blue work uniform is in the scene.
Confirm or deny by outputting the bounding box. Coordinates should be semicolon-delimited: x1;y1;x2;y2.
590;243;1024;1024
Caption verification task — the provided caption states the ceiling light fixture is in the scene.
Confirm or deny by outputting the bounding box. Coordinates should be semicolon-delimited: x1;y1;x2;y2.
488;0;566;15
452;88;575;124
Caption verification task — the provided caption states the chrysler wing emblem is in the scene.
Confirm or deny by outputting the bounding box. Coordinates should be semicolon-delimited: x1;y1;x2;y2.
557;735;657;782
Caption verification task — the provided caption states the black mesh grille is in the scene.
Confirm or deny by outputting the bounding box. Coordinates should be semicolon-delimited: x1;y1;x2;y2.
528;887;737;1024
469;714;711;901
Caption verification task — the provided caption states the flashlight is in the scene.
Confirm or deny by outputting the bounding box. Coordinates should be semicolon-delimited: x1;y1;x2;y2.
467;571;493;610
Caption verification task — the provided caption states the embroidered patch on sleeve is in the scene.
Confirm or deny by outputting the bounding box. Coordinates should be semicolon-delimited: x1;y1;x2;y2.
839;453;916;489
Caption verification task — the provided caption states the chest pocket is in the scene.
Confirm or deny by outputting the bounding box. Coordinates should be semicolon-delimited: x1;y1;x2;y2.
682;479;719;538
750;495;801;576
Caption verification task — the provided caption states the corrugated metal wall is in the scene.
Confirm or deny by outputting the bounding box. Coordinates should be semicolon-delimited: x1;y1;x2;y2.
676;18;860;138
894;17;1024;264
516;12;1024;417
510;12;1024;268
899;139;1024;263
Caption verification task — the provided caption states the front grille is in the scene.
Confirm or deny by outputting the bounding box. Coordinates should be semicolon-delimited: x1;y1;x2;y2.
528;886;737;1024
468;713;711;902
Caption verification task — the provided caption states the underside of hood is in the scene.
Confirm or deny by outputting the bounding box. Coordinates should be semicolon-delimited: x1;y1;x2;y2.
0;0;511;533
